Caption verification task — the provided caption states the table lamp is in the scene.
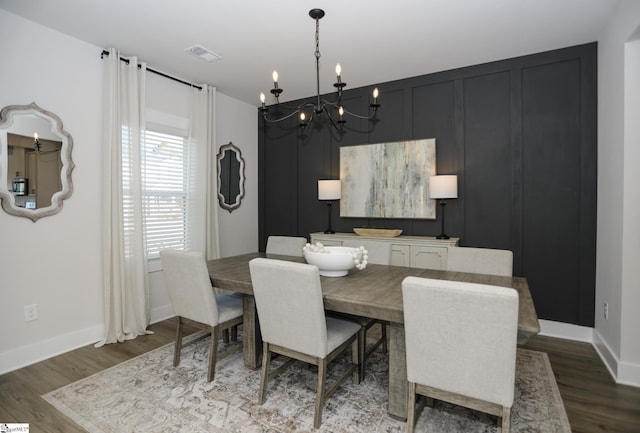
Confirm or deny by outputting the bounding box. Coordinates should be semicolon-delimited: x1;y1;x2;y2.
318;179;341;234
429;175;458;239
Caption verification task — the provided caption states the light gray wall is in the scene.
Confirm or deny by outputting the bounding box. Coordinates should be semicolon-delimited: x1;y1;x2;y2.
0;8;104;374
215;92;259;257
595;0;640;386
0;9;258;374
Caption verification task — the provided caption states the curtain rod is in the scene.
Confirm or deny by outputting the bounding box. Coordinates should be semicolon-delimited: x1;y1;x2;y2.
100;50;203;91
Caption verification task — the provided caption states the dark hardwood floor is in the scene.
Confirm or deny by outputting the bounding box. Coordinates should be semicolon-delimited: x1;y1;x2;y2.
522;335;640;433
1;318;639;432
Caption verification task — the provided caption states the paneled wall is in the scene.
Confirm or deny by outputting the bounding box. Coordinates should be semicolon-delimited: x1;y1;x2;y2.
258;43;597;326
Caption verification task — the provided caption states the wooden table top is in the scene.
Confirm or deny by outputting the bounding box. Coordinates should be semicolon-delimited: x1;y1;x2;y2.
207;252;540;344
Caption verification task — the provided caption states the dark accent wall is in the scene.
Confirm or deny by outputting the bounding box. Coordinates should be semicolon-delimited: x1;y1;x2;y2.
258;43;597;327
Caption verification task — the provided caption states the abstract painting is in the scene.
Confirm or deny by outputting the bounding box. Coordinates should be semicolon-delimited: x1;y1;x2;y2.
340;138;436;219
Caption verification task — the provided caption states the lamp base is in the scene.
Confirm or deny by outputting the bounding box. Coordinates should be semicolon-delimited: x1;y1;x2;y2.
436;233;450;240
324;229;335;234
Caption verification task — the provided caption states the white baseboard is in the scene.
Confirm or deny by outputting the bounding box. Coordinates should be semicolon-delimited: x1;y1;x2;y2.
0;324;104;376
593;328;619;379
541;322;640;388
0;306;175;376
618;360;640;387
593;329;640;388
538;319;594;342
150;304;175;325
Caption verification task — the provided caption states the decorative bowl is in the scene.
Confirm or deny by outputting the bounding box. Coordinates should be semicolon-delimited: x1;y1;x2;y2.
303;246;359;277
353;227;403;237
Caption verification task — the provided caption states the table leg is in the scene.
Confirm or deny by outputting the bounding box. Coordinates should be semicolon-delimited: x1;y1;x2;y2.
242;295;262;369
388;322;408;421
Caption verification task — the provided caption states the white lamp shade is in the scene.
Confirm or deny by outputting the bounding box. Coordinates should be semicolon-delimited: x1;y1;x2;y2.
318;179;341;200
429;175;458;199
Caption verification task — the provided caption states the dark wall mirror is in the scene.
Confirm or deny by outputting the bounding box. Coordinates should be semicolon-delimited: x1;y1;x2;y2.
0;102;75;222
217;142;245;212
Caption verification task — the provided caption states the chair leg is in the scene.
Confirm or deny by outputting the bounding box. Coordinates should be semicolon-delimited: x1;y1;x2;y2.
173;316;184;367
222;328;230;343
381;321;388;353
500;406;511;433
358;327;366;382
207;325;219;382
352;338;361;385
258;342;271;405
230;325;238;342
314;357;327;429
407;381;417;433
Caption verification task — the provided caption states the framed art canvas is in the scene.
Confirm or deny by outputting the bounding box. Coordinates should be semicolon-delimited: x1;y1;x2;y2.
340;138;436;219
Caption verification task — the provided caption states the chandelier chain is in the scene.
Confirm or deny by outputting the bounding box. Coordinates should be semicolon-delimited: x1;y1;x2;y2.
315;18;321;60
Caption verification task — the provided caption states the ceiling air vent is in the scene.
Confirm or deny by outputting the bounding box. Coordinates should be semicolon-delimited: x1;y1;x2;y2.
185;45;221;62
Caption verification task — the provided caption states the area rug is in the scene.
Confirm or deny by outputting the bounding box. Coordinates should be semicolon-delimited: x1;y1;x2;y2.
43;332;571;433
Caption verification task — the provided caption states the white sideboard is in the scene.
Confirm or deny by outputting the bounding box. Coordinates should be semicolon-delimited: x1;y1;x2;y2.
309;232;460;270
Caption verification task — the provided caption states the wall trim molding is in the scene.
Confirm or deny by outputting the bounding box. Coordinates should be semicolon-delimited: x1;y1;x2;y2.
593;328;621;381
618;360;640;387
0;324;104;376
538;319;594;342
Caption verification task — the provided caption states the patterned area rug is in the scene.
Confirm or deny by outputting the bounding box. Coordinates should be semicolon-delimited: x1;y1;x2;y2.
43;332;571;433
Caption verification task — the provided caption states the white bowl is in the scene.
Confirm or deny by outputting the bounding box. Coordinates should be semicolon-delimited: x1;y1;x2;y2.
303;246;358;277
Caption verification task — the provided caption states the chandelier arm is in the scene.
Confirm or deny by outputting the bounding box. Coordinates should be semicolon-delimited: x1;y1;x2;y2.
262;102;319;123
323;107;342;130
320;98;340;108
262;109;301;123
340;106;379;120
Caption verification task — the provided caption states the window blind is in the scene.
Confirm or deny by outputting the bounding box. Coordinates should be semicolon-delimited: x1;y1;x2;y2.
141;129;189;259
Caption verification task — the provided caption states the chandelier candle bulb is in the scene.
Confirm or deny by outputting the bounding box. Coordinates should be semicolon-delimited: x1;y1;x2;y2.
272;70;278;86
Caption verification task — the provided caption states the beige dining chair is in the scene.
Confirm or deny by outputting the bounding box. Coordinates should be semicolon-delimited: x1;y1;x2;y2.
337;239;391;380
248;257;362;429
265;235;307;256
446;246;514;276
160;249;244;382
402;276;519;433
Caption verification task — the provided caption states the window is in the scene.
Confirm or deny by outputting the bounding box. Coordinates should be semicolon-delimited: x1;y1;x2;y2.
142;129;189;259
122;127;190;260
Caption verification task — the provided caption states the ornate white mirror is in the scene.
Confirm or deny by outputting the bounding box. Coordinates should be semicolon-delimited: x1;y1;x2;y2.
0;102;75;222
217;142;245;212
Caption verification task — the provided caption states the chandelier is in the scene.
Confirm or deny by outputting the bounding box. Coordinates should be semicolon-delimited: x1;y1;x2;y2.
33;133;60;155
259;8;380;130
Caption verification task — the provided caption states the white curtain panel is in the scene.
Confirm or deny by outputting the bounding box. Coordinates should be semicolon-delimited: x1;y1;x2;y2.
187;84;218;259
97;48;152;346
202;86;220;260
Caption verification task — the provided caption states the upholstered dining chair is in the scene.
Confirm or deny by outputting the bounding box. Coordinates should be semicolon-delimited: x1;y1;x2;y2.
160;249;243;382
248;257;362;429
446;246;514;276
338;239;391;380
402;276;519;433
265;235;307;256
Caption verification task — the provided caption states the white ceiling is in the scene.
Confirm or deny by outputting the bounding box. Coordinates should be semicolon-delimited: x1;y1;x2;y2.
0;0;618;106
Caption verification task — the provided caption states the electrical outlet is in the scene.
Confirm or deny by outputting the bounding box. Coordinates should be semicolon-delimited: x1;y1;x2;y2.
603;302;609;320
24;304;38;322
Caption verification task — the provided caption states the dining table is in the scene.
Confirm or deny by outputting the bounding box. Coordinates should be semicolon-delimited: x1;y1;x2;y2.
206;252;540;421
